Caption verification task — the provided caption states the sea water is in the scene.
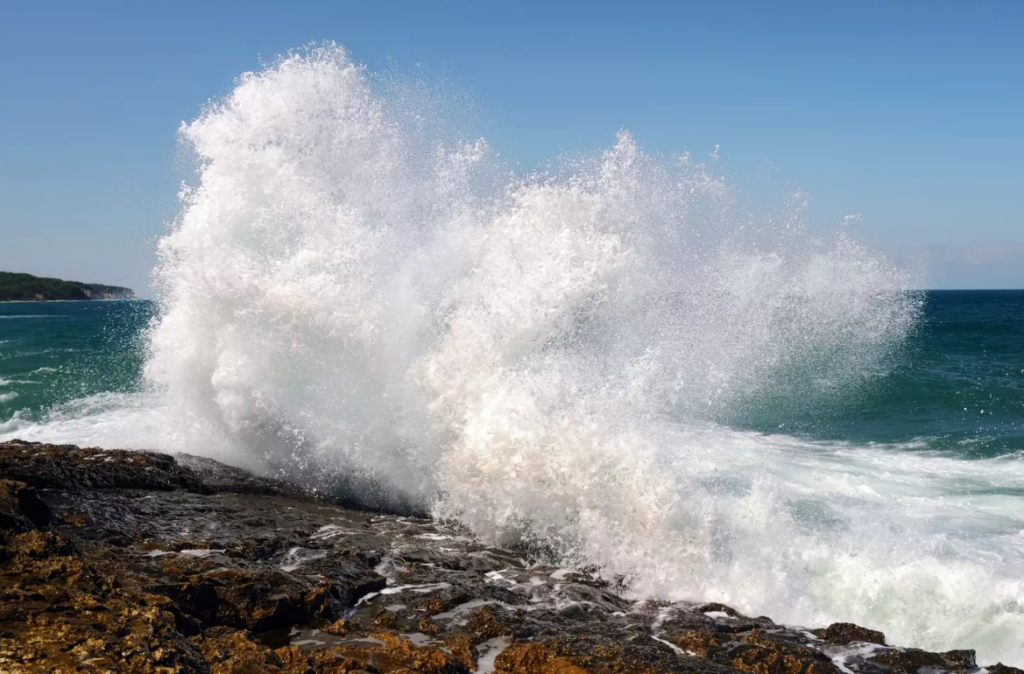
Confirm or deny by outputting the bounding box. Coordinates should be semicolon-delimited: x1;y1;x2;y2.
1;45;1022;663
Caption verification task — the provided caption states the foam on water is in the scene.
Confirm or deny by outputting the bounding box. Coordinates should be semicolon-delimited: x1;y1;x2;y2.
0;391;167;449
4;45;1024;662
0;377;36;386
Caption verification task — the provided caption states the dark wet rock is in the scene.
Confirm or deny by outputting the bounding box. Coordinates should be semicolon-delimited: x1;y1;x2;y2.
815;622;887;646
173;452;306;498
869;648;952;672
942;651;978;671
1;440;209;493
727;631;838;674
695;603;777;635
675;629;837;674
322;617;362;635
863;647;987;674
0;439;1016;673
987;664;1024;674
0;479;50;533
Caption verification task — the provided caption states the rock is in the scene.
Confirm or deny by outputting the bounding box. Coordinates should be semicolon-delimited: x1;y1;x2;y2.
816;622;887;646
494;642;589;674
941;650;977;671
0;440;207;493
322;617;361;635
869;648;950;672
373;608;399;628
0;479;50;532
727;631;839;674
867;647;985;674
0;439;1017;674
679;630;722;658
987;665;1024;674
677;629;838;674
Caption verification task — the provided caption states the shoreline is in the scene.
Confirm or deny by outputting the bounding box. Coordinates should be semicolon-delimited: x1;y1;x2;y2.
1;438;1020;673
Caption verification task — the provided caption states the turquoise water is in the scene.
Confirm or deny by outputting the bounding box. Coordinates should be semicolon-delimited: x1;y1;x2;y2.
732;290;1024;457
3;292;1020;459
0;301;153;426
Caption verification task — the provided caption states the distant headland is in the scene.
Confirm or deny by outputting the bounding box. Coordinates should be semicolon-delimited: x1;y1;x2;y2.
0;271;136;302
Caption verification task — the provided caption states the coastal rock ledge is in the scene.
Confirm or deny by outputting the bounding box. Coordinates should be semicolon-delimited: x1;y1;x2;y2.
0;440;1018;674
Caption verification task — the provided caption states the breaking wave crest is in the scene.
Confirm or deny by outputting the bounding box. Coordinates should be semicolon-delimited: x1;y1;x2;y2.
10;45;1024;662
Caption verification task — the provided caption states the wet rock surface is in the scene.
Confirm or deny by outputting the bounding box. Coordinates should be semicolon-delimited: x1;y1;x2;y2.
0;439;1019;674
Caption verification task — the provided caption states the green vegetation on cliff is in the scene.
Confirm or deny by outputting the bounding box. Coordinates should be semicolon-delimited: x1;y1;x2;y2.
0;271;136;302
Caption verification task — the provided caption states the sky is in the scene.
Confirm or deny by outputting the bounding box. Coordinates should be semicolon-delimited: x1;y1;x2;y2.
0;0;1021;294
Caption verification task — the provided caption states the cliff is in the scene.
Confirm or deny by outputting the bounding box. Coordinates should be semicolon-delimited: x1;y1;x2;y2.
0;271;136;302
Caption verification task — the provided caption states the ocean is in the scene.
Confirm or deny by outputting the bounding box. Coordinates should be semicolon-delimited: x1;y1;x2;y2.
3;292;1022;463
2;46;1023;663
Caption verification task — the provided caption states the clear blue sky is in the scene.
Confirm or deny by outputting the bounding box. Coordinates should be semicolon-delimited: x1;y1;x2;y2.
1;0;1022;293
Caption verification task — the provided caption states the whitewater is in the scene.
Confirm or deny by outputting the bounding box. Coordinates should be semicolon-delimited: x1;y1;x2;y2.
4;45;1023;662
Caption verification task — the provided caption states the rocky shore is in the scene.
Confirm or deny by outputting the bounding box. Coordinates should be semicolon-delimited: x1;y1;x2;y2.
0;439;1019;674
